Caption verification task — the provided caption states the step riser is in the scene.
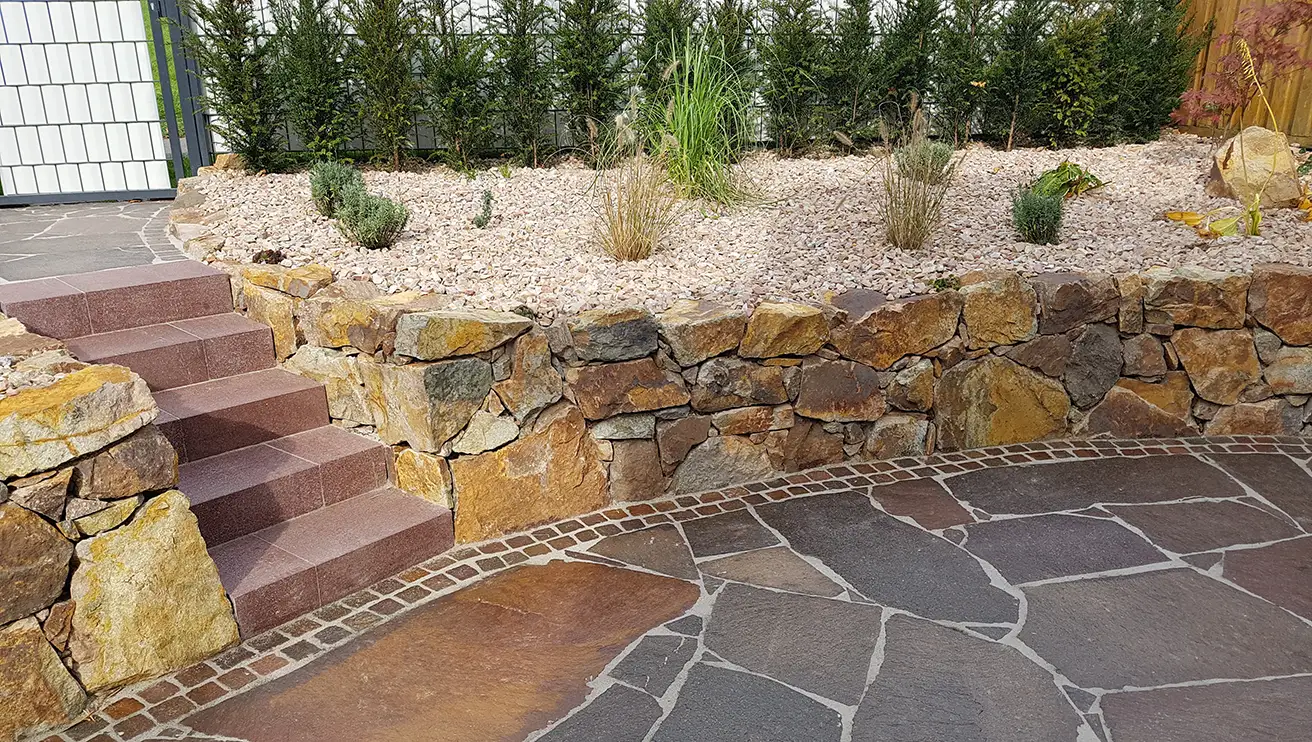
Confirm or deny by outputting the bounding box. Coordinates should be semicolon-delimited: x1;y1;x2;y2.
192;467;323;546
67;323;274;391
160;385;329;463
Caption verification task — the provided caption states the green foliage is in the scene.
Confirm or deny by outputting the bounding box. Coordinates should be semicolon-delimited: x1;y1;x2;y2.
644;34;753;203
928;274;961;291
1031;160;1104;198
472;189;494;227
706;0;755;79
985;0;1051;148
824;0;880;143
1012;187;1063;244
345;0;422;171
556;0;630;156
271;0;353;159
1098;0;1204;143
896;138;955;184
878;0;942;116
422;0;497;169
1036;2;1107;146
337;187;410;248
183;0;285;172
309;160;365;216
933;0;996;144
637;0;701;103
492;0;555;165
760;0;826;154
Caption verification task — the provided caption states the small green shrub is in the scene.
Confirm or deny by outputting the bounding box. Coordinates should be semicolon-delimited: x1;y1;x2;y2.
309;161;365;216
472;189;494;227
1012;188;1064;244
928;275;961;291
896;139;955;184
337;188;410;249
1031;161;1104;198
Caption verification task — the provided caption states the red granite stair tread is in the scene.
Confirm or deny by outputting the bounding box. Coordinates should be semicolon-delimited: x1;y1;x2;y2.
0;276;90;339
179;443;321;507
57;262;232;333
154;368;324;417
259;487;449;564
168;314;276;380
266;426;391;505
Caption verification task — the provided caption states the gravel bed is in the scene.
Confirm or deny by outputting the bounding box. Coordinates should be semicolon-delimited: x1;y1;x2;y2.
199;133;1312;315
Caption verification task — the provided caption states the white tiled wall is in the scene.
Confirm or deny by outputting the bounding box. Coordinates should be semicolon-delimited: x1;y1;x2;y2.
0;0;171;196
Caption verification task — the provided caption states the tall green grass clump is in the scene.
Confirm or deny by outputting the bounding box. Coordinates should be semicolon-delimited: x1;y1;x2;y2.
1012;187;1063;244
492;0;555;165
637;0;701;103
422;0;497;169
645;34;753;204
760;0;826;155
345;0;422;171
337;187;410;249
309;161;364;216
271;0;353;159
556;0;630;157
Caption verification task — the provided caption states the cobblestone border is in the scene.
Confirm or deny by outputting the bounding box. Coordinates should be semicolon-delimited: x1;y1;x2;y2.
37;434;1312;742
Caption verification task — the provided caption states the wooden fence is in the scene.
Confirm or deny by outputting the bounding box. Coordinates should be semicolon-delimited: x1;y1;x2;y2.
1176;0;1312;144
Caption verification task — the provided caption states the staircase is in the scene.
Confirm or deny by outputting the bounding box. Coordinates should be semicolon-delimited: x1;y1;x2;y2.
0;261;453;637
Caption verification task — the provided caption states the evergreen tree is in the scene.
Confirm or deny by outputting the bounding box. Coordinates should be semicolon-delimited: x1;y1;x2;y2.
271;0;353;159
492;0;555;165
760;0;826;154
345;0;422;170
985;0;1051;149
556;0;630;154
1097;0;1203;142
878;0;942;116
933;0;996;145
422;0;496;168
824;0;880;143
1036;0;1107;145
637;0;701;102
707;0;755;79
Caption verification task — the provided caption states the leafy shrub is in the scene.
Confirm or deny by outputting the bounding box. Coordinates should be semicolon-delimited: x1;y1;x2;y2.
271;0;353;159
760;0;827;155
422;0;497;169
309;161;365;216
933;0;997;144
637;0;701;103
345;0;422;171
984;0;1052;149
183;0;285;172
880;115;960;250
1031;160;1103;198
337;187;410;249
556;0;630;157
824;0;880;143
472;189;494;227
896;139;955;184
645;34;753;204
1036;2;1107;146
1098;0;1203;143
492;0;555;166
596;151;682;260
1012;187;1063;244
878;0;942;116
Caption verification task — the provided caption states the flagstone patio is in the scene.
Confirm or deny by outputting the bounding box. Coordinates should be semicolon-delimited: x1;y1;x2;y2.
50;438;1312;742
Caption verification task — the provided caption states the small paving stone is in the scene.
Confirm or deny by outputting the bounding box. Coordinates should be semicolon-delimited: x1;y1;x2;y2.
1108;500;1301;553
608;634;697;695
586;524;699;581
664;615;704;636
651;664;843;742
698;546;842;597
1220;536;1312;621
1209;454;1312;527
962;513;1167;584
1101;675;1312;742
535;685;662;742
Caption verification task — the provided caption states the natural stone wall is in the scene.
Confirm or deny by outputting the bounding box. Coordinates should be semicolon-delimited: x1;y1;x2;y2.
0;331;238;740
211;250;1312;546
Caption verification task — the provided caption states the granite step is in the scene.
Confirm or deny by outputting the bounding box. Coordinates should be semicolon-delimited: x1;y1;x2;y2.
182;426;392;546
65;313;274;391
208;486;454;637
154;368;328;463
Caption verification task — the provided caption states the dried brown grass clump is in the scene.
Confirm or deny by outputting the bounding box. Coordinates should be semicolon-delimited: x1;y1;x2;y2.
596;151;682;261
879;112;962;251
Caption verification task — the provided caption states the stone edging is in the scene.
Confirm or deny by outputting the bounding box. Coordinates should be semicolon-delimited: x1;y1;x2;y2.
49;434;1312;742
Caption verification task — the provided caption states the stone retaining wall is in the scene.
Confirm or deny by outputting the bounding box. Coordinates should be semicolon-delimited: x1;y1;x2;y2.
0;331;238;741
199;212;1312;545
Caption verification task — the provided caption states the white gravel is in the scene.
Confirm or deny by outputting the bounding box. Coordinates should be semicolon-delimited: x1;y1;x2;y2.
198;132;1312;315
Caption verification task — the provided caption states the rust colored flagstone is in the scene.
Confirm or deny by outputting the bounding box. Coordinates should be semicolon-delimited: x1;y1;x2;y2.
185;560;699;742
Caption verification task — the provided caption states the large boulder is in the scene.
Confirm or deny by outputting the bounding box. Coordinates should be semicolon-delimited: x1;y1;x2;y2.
1030;273;1119;335
70;490;239;692
0;503;73;624
689;357;788;413
298;292;445;354
794;359;887;422
1264;347;1312;395
377;358;492;451
0;617;87;742
284;346;372;425
1248;263;1312;346
395;309;533;361
670;435;776;494
1205;126;1302;208
450;406;607;541
73;424;177;501
657;300;747;366
831;292;963;369
959;274;1038;349
1081;373;1197;438
242;284;298;360
493;331;563;422
394;448;453;508
565;359;691;420
1064;324;1123;409
1171;328;1260;405
935;356;1070;451
1143;267;1249;330
0;365;155;479
567;308;658;362
1205;399;1302;436
738;302;829;358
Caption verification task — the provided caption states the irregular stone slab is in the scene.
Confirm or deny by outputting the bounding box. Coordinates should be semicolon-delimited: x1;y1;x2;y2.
1064;324;1122;408
656;415;711;469
700;546;842;597
795;359;887;422
766;418;844;471
962;514;1166;584
945;456;1243;515
832;291;963;369
1031;273;1119;335
567;307;658;362
868;479;972;530
1248;263;1312;346
1121;333;1167;377
665;614;703;635
493;330;564;422
609;439;666;502
566;359;691;420
1143;267;1249;329
588;524;698;581
1210;454;1312;527
590;412;656;439
1171;328;1259;405
609;634;697;695
70;490;239;691
864;414;932;459
935;355;1070;451
298;291;444;353
450;406;606;542
0;617;87;742
681;509;779;557
1117;272;1146;334
395;308;532;360
187;561;699;742
378;358;492;451
1262;346;1312;394
652;664;843;742
1081;373;1197;438
1102;674;1312;742
739;302;829;358
658;300;747;366
1222;536;1312;621
888;358;934;412
9;468;72;519
758;492;1018;622
1205;126;1303;208
689;357;787;413
451;411;519;454
670;435;775;494
535;684;663;742
74;495;140;536
240;263;333;299
284;346;372;425
1000;333;1071;377
0;502;73;624
852;616;1081;742
1021;568;1312;688
960;274;1037;349
394;448;452;508
243;283;298;359
1205;398;1302;435
706;584;883;704
0;364;155;479
1109;500;1300;554
76;423;177;501
711;405;793;435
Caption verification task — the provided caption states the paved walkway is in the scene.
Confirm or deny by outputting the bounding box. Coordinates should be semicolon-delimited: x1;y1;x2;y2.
0;202;183;282
56;439;1312;742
